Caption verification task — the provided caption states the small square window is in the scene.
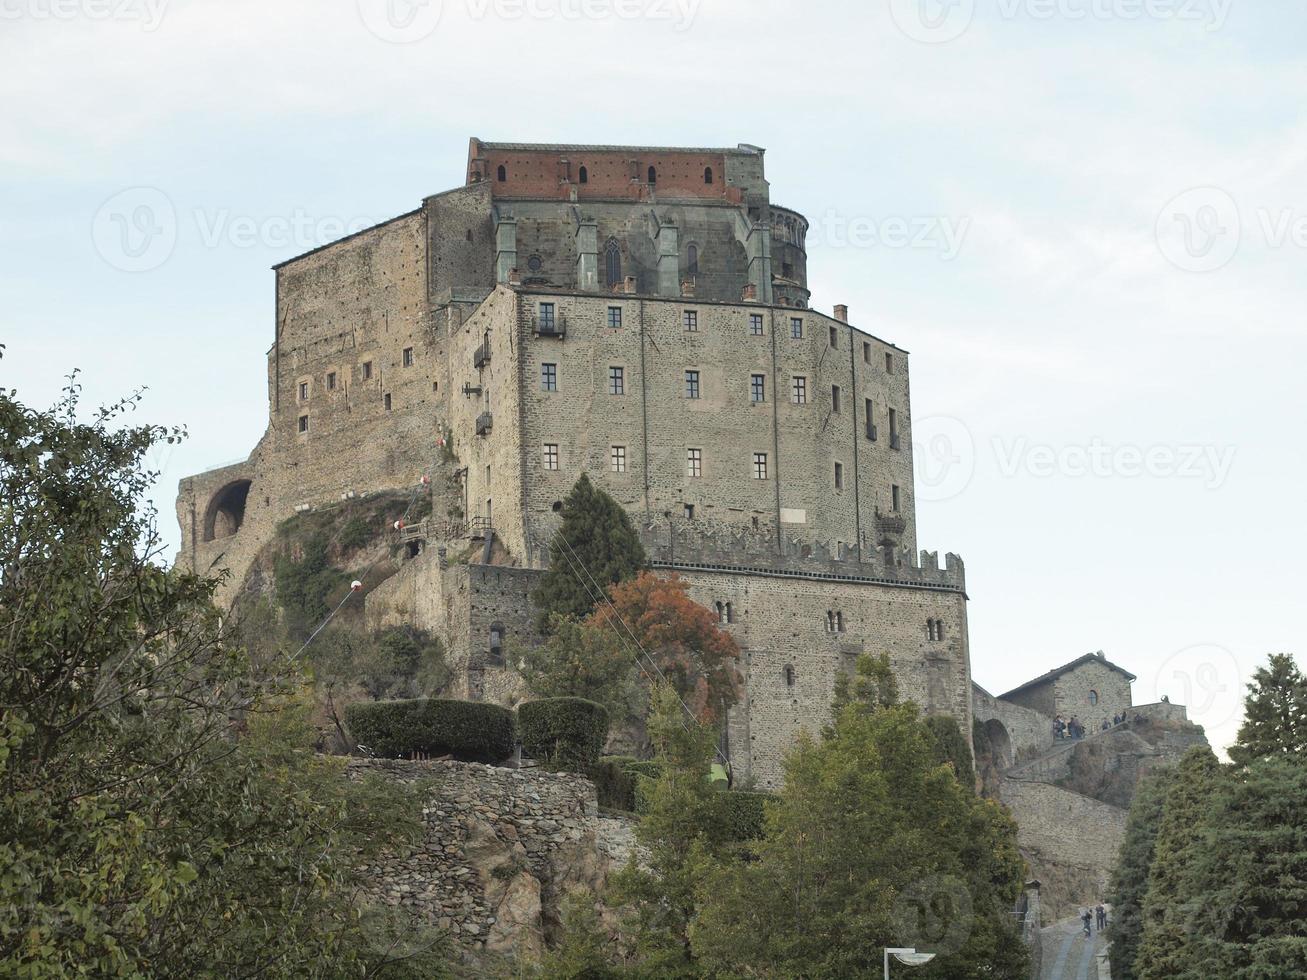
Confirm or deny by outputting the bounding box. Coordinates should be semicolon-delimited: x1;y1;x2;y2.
541;363;557;392
402;347;414;367
863;341;871;364
687;448;702;478
543;444;559;470
684;503;695;519
297;414;309;433
753;452;768;480
539;302;556;328
362;361;373;381
791;376;806;404
609;366;625;395
829;325;838;348
832;385;842;414
683;310;699;332
326;371;337;391
685;370;700;400
384;393;392;411
750;374;766;403
607;306;622;328
790;317;803;339
749;314;764;336
611;445;627;473
298;381;309;401
834;462;844;490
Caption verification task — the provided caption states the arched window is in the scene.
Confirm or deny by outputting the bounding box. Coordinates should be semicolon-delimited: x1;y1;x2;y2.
725;602;733;624
687;243;698;276
578;165;588;184
784;665;796;689
604;240;622;289
1089;690;1099;706
647;166;657;185
496;164;507;182
704;166;714;185
715;601;725;623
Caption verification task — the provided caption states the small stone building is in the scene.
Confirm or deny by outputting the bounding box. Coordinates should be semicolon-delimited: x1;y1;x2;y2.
998;652;1136;736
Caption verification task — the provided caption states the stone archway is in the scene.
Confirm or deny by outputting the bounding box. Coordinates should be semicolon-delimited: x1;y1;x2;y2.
983;718;1014;771
203;479;252;542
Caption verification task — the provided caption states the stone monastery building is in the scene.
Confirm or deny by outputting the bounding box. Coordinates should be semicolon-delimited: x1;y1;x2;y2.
176;139;975;788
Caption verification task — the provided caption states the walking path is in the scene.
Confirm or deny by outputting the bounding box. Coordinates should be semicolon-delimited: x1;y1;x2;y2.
1039;912;1109;980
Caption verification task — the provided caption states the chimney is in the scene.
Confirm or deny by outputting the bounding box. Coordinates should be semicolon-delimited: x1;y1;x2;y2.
681;279;696;297
623;275;638;295
507;268;521;286
741;283;758;302
834;304;848;323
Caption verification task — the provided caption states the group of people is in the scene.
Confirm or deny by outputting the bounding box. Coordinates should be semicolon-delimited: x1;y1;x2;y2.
1081;904;1109;936
1053;716;1085;740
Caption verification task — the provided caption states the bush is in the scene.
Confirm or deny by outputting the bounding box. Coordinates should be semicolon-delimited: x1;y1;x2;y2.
518;697;609;773
344;698;515;763
713;791;772;842
592;756;663;812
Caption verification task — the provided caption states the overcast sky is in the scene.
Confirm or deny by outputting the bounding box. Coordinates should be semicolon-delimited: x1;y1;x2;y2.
4;0;1304;753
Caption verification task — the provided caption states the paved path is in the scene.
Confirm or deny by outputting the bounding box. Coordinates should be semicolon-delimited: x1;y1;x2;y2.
1040;913;1109;980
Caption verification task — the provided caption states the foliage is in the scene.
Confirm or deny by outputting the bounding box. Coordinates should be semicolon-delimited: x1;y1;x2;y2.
518;613;642;728
0;375;444;976
1136;746;1224;980
344;698;516;762
1229;653;1307;766
518;697;610;773
312;624;452;703
711;791;772;842
591;756;664;812
924;714;976;790
831;651;900;718
1107;767;1177;980
534;896;625;979
533;474;646;630
690;654;1028;980
591;572;741;725
273;531;350;640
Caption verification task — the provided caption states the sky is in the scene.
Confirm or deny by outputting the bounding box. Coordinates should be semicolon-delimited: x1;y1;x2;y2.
3;0;1305;754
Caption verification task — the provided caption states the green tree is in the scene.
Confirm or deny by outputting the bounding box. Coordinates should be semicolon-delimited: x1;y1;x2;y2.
533;474;646;630
691;655;1027;979
0;376;443;977
924;714;976;790
518;613;642;726
1136;746;1224;980
1108;767;1178;980
1228;653;1307;766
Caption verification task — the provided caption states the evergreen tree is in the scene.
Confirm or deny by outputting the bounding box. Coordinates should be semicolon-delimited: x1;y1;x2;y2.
1136;746;1224;980
1229;653;1307;766
1108;767;1178;980
533;474;647;630
518;613;642;726
924;714;976;791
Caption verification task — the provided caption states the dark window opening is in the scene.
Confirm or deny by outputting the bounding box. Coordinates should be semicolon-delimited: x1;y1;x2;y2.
704;166;714;184
784;665;796;688
496;164;506;182
684;503;695;519
402;347;414;367
384;393;392;411
203;478;252;542
647;166;657;184
604;240;622;288
687;243;698;276
579;165;588;184
297;415;308;433
326;372;336;390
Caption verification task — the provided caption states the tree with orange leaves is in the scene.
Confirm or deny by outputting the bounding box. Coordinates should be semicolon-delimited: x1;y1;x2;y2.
588;571;741;725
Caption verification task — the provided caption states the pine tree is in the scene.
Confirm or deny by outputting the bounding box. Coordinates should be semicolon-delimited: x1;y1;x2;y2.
533;474;647;630
1108;767;1177;980
1229;653;1307;766
1136;746;1224;980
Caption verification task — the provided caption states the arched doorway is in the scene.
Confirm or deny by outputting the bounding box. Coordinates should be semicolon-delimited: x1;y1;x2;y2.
983;718;1014;771
203;479;252;542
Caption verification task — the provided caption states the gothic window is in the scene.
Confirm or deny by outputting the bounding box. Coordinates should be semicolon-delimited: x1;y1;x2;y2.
496;164;506;182
647;165;657;184
687;243;699;276
604;240;622;288
1089;690;1099;705
704;166;714;185
579;165;588;184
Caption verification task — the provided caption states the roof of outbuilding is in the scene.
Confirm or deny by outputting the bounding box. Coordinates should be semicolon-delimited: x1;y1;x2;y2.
999;652;1137;701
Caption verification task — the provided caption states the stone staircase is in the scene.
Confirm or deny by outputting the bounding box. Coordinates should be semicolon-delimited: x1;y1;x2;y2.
1004;723;1136;783
1039;913;1110;980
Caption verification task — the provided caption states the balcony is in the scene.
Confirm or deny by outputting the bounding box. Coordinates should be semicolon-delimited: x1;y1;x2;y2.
475;412;493;437
473;342;490;369
530;312;567;338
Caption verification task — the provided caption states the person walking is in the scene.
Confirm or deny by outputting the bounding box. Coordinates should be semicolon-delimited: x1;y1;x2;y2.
1096;904;1106;930
1082;909;1093;937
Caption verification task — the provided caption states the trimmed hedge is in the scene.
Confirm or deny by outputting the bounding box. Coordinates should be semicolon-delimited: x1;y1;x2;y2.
592;756;663;812
713;791;772;842
518;697;609;773
345;698;516;763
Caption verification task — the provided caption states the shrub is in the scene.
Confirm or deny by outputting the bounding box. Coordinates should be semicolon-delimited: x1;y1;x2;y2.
344;698;515;763
592;756;663;812
713;791;772;842
518;697;609;773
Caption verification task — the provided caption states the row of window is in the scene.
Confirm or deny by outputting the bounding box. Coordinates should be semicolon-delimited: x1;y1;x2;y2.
497;164;715;186
296;348;414;402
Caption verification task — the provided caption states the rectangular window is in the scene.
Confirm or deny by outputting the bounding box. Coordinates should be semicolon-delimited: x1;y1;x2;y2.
832;385;842;413
297;414;309;433
384;393;392;411
829;325;838;348
402;347;414;367
791;376;807;404
889;408;899;448
687;448;702;478
543;444;559;470
298;381;308;401
834;462;844;490
611;445;627;473
539;302;556;329
863;341;871;364
607;306;622;328
892;484;901;511
790;317;803;339
750;374;766;403
609;366;625;395
326;371;337;390
683;310;698;332
885;352;894;374
362;361;373;381
753;452;768;480
541;363;557;391
685;370;700;400
684;503;695;520
865;398;876;440
749;313;764;336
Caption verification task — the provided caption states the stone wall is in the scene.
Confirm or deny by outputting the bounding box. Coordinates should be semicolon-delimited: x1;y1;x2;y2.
345;758;617;960
972;683;1055;768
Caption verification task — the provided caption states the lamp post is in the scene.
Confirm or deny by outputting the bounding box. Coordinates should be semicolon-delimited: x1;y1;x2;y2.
884;947;935;980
